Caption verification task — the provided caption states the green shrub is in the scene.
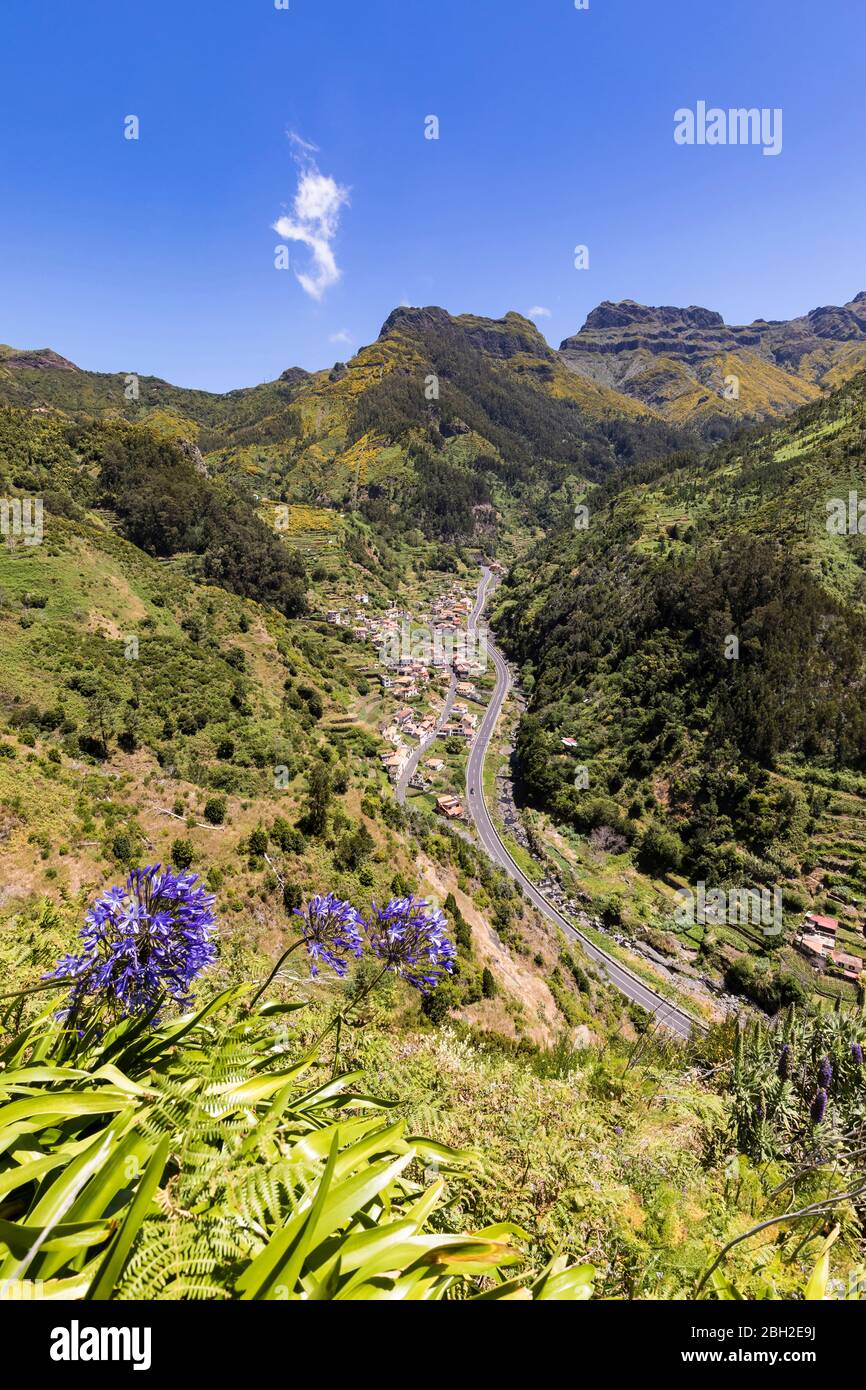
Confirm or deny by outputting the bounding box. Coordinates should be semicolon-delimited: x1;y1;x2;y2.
111;830;135;865
271;818;306;854
725;957;807;1015
248;825;269;857
171;838;195;870
637;823;685;875
204;796;227;826
283;882;303;912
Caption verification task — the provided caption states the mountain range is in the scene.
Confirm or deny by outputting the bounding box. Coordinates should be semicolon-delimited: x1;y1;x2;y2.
5;291;866;467
4;289;866;1300
559;291;866;435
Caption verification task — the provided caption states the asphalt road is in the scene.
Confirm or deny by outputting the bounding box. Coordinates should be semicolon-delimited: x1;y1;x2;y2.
395;675;456;805
463;567;705;1041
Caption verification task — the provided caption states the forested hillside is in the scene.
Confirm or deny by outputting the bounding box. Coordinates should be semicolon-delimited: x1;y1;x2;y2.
496;371;866;1012
0;307;693;549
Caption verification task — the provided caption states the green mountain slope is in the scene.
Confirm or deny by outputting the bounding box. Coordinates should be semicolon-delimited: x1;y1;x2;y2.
497;371;866;1008
0;399;615;1050
0;308;693;547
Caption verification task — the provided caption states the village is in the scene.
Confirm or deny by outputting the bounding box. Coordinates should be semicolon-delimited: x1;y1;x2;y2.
795;911;865;985
324;581;490;821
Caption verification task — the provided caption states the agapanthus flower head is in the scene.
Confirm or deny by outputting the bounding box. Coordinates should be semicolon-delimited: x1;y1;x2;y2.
294;893;364;978
818;1055;834;1091
810;1088;829;1126
47;865;217;1022
365;895;457;993
852;1043;864;1066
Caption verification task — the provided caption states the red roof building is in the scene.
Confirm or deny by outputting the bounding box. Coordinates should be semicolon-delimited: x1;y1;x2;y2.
804;912;839;937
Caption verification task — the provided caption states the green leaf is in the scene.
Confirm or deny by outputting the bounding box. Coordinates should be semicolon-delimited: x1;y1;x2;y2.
0;1219;114;1259
804;1226;840;1301
87;1134;170;1300
239;1130;342;1300
532;1261;595;1300
0;1090;131;1131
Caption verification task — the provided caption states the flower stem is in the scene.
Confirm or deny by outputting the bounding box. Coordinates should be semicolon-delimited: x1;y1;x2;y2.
0;978;75;1002
247;938;306;1011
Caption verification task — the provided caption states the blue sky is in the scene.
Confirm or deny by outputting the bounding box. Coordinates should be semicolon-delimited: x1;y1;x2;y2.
0;0;863;392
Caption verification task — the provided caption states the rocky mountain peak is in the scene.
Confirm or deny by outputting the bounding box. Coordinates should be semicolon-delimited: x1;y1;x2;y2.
379;304;551;361
557;291;866;435
578;300;724;336
2;347;81;372
378;305;453;339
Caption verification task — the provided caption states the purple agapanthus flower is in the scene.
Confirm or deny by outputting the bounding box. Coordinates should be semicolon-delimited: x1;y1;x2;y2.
294;893;364;978
810;1088;829;1126
46;865;217;1021
852;1043;864;1066
365;896;457;993
818;1056;834;1091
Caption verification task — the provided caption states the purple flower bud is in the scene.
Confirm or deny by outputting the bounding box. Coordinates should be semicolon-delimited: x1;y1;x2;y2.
810;1088;828;1125
818;1056;833;1091
852;1043;863;1066
777;1043;790;1080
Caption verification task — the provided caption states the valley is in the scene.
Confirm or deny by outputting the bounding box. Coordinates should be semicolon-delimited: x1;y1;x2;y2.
3;293;866;1303
6;0;866;1325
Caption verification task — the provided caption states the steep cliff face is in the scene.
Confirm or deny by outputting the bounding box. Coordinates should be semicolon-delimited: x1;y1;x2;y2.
558;293;866;436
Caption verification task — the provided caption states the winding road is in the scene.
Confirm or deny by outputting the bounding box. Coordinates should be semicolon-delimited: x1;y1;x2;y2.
463;566;706;1040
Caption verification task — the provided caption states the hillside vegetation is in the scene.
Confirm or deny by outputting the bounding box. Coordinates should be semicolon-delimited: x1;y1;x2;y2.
497;371;866;1011
2;326;866;1301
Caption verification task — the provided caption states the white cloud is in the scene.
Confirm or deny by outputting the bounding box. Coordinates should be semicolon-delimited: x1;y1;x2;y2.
329;329;353;346
273;133;350;301
528;305;552;319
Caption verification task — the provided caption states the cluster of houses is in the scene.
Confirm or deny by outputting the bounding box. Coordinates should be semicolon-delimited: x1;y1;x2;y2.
325;591;380;635
376;687;481;793
322;584;484;814
795;912;864;983
378;703;441;784
325;587;476;660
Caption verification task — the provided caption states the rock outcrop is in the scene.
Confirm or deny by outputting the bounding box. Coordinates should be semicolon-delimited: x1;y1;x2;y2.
557;292;866;433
